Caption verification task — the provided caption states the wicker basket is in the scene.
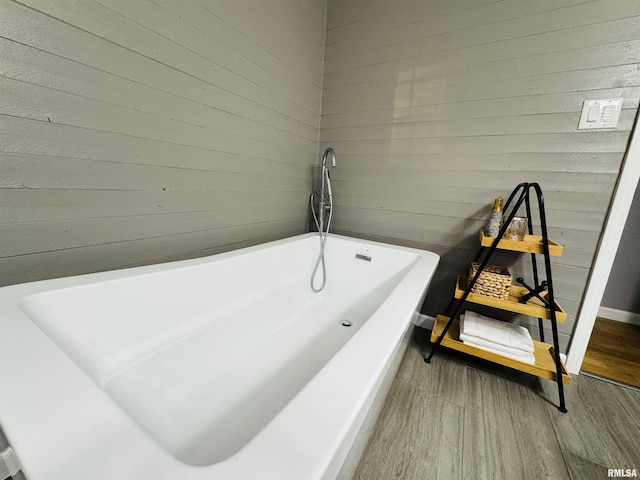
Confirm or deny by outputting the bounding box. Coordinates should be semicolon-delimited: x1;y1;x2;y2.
468;262;512;300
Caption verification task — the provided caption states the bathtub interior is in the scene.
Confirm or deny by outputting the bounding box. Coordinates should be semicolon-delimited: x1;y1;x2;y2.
18;235;422;466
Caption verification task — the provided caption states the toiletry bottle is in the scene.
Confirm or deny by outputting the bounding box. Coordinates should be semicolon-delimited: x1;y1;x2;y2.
487;198;503;237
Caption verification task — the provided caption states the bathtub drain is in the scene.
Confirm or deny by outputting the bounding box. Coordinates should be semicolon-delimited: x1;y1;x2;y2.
341;320;353;327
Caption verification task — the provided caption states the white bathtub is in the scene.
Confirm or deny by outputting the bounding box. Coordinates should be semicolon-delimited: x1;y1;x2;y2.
0;233;439;480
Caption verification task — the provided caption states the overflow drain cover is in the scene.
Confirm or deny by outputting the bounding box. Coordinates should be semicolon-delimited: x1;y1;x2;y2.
341;320;353;327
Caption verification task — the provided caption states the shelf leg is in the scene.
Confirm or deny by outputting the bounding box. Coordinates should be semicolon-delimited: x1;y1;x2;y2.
425;297;460;363
425;305;464;363
525;194;546;343
424;317;451;363
531;183;567;413
538;317;545;343
551;321;567;413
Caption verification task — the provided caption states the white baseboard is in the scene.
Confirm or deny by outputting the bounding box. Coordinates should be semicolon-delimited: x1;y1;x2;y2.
0;447;21;478
412;313;435;330
598;306;640;327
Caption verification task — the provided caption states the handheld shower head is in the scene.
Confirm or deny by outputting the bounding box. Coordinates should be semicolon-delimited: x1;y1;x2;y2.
325;168;333;199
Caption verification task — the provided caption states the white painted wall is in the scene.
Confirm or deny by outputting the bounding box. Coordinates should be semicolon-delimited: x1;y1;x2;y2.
601;185;640;314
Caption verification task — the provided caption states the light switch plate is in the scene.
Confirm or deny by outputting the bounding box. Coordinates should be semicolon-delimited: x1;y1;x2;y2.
578;98;623;129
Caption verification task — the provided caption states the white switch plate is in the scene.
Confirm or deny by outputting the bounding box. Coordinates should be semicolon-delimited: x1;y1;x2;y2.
578;98;623;129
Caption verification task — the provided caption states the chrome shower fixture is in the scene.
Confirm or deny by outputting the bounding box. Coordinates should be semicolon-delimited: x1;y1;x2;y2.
310;147;337;292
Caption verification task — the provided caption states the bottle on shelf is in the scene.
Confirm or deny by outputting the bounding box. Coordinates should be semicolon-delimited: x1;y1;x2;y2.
486;198;503;237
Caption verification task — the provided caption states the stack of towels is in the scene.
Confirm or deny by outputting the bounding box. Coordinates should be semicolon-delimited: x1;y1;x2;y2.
460;311;535;365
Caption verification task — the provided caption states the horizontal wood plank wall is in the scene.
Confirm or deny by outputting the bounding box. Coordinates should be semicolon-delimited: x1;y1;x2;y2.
320;0;640;351
0;0;326;285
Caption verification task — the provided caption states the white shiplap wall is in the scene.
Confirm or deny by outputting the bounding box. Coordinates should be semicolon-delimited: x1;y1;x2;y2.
0;0;326;285
321;0;640;350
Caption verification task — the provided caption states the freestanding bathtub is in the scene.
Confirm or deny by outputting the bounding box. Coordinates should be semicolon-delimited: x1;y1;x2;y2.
0;233;439;480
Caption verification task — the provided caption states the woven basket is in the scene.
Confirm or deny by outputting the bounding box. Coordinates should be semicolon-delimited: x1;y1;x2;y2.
468;262;511;300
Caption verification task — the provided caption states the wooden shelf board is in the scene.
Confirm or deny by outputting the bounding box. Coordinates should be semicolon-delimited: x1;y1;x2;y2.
480;230;563;256
431;315;571;385
455;276;567;322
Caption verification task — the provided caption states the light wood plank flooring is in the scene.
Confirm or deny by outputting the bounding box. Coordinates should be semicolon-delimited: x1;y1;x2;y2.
581;317;640;389
354;328;640;480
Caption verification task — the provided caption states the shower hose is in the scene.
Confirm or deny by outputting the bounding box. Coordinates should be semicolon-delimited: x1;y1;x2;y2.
310;188;333;292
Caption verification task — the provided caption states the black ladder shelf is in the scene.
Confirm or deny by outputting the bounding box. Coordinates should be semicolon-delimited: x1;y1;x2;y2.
425;182;570;413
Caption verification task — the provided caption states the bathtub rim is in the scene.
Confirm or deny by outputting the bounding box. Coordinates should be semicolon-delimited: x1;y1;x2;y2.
0;233;439;480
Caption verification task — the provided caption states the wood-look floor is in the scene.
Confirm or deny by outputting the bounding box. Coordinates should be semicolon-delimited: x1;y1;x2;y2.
581;317;640;389
354;328;640;480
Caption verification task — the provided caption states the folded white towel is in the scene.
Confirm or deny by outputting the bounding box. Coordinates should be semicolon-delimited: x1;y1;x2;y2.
460;311;534;353
460;331;535;358
462;338;536;365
